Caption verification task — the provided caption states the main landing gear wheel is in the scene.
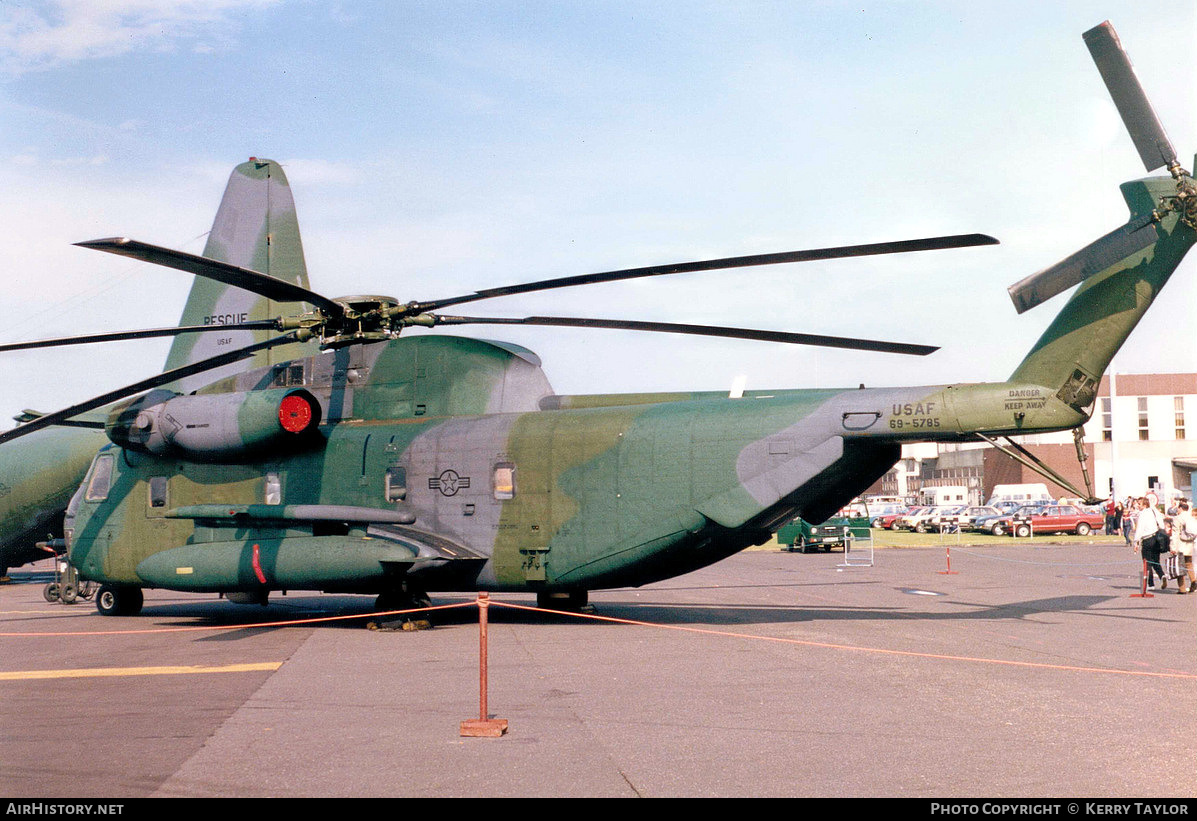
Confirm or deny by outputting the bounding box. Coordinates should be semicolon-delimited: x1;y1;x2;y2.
537;590;589;611
374;590;432;612
95;585;143;617
371;588;434;630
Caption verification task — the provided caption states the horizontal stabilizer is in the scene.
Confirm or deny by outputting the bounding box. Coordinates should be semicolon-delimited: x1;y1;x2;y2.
1006;212;1157;314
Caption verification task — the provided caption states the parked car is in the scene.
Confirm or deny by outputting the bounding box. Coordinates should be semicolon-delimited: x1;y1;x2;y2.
778;513;871;553
972;503;1048;535
868;504;908;527
938;505;1001;531
899;505;962;533
877;507;917;529
924;505;970;532
988;504;1105;537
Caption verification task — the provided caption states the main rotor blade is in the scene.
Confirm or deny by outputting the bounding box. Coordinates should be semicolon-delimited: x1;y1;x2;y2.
1006;212;1158;314
1083;21;1178;172
427;314;938;355
75;237;345;318
0;332;302;446
0;321;280;353
412;234;999;313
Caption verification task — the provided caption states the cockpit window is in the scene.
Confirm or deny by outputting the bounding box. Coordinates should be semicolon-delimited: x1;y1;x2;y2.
85;454;115;502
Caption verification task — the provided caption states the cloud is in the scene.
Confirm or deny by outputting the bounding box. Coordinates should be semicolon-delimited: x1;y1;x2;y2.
0;0;280;74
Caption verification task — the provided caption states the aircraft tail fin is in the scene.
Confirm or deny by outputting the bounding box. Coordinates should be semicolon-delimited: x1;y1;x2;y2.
1007;22;1196;411
163;158;319;391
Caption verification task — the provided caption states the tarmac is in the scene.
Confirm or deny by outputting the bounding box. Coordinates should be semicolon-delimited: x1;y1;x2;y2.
1;540;1194;798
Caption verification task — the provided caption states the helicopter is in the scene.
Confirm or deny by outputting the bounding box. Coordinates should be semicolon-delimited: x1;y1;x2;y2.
0;159;318;581
2;21;1193;617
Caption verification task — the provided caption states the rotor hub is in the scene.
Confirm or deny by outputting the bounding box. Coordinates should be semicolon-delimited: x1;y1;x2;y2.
317;295;403;347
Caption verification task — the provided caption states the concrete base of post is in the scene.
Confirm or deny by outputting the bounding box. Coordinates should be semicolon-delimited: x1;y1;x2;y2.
460;718;509;737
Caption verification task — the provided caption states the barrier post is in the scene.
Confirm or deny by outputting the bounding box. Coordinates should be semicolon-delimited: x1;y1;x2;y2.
460;593;509;737
937;544;958;575
1129;558;1155;598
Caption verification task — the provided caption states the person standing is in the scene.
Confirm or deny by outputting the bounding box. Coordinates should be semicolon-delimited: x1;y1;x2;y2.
1172;500;1196;594
1134;497;1167;590
1122;497;1136;546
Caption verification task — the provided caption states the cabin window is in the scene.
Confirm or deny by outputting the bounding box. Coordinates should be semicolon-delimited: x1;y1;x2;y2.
85;454;114;502
265;472;282;505
148;476;168;508
493;462;515;500
385;466;407;502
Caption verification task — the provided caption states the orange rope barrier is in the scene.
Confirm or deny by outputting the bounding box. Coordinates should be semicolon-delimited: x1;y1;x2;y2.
3;594;1191;683
491;600;1197;681
0;601;473;637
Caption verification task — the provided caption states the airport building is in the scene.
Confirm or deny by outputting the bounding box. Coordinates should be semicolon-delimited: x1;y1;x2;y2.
873;372;1197;505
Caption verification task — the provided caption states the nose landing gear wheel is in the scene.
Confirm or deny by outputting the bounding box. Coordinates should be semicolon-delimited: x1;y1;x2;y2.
96;585;143;616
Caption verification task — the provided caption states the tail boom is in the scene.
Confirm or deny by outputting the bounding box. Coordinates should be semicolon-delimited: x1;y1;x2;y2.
1009;173;1196;411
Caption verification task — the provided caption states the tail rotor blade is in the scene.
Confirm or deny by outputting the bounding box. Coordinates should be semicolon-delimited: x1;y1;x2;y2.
1083;21;1178;172
1006;212;1158;314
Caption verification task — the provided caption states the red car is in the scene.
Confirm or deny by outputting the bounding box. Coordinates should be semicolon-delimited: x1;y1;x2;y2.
878;507;922;530
990;504;1105;537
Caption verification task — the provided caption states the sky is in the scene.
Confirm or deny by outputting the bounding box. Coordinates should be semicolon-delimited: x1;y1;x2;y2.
0;1;1194;427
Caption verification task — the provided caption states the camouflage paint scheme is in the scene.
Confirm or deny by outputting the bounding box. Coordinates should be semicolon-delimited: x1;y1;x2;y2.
0;427;107;574
62;166;1197;602
0;160;316;576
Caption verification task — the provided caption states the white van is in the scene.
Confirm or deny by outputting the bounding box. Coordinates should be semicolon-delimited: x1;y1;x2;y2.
986;483;1053;507
921;486;968;506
